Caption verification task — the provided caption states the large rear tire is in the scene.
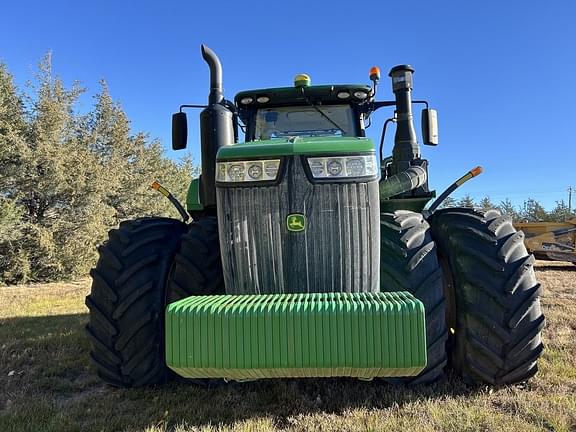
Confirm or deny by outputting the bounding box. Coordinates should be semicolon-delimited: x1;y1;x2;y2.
380;211;448;384
86;217;186;387
429;208;545;385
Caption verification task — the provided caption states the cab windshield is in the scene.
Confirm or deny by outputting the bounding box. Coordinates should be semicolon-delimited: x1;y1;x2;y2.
254;105;356;140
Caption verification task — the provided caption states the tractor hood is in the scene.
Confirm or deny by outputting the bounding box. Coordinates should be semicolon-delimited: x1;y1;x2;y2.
216;136;375;161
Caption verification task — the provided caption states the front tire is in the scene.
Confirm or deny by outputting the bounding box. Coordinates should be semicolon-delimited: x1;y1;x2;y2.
380;211;448;384
166;216;225;302
164;216;225;386
86;217;186;387
429;208;545;385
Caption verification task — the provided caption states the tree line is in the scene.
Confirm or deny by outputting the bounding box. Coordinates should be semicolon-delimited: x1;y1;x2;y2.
439;195;575;223
0;55;197;284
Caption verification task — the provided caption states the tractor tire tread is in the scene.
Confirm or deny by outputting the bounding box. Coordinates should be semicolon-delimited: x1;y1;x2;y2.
380;211;448;384
429;207;545;386
166;216;225;302
85;217;186;388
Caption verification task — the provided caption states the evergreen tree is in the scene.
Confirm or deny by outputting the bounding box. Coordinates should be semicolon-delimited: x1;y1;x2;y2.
0;55;198;284
520;198;549;222
438;196;457;209
549;200;572;222
498;198;521;222
0;63;27;181
7;54;109;281
479;196;496;211
84;82;196;222
0;63;28;282
457;194;476;208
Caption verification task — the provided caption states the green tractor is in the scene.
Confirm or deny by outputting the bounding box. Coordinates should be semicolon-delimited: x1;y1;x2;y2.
86;45;544;387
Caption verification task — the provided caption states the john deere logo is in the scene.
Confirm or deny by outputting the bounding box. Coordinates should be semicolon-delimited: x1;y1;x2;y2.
286;214;306;232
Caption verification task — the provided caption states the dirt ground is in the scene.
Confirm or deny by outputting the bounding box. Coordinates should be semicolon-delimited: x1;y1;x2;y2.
0;261;574;432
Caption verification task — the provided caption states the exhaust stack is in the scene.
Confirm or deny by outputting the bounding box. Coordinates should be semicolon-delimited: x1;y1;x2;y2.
201;45;224;105
199;45;234;208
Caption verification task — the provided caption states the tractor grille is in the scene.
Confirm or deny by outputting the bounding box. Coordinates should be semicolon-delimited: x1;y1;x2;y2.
216;157;380;295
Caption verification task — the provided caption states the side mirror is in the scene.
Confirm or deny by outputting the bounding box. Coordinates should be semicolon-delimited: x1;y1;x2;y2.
172;112;188;150
421;108;438;146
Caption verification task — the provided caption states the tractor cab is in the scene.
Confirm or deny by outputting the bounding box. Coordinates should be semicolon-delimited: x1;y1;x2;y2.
234;78;374;141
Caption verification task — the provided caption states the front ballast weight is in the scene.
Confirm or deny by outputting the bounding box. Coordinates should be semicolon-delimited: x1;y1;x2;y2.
166;291;427;380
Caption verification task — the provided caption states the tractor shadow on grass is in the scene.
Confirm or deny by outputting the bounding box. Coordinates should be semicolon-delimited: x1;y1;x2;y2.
0;313;481;431
160;374;479;430
534;264;576;271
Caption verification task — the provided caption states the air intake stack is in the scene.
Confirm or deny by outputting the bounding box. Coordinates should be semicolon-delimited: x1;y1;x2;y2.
389;65;420;172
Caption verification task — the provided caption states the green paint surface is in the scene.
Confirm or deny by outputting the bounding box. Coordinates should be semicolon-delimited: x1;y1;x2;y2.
186;177;203;211
217;136;375;160
165;291;426;380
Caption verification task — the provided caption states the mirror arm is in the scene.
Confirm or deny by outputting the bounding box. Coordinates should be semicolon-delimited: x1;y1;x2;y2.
179;104;208;112
365;99;429;116
371;100;396;111
412;100;429;109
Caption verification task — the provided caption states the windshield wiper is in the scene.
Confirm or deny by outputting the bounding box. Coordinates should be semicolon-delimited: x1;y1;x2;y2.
301;88;347;135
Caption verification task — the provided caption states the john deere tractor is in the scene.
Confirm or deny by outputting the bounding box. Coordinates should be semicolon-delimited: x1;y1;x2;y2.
86;45;544;387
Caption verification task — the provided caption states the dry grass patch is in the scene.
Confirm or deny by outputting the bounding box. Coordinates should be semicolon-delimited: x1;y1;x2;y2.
0;262;575;431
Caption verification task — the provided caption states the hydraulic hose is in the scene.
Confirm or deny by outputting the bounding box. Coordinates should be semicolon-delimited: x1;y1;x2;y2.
426;166;483;213
151;181;190;222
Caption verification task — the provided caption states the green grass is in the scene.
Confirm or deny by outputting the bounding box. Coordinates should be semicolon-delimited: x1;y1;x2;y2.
1;263;575;432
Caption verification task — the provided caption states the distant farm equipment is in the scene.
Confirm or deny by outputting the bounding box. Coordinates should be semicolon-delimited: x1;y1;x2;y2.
515;218;576;264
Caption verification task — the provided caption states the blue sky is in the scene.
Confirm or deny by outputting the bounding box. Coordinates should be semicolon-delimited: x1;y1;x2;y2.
1;1;575;209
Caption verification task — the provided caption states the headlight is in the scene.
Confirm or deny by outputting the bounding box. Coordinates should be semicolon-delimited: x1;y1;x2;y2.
247;162;263;180
306;155;377;179
216;159;281;183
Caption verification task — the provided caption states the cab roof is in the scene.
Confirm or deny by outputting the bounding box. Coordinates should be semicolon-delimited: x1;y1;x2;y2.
234;84;373;108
